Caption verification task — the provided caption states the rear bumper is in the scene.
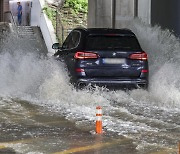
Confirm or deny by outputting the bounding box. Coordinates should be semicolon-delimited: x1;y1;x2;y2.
76;78;148;89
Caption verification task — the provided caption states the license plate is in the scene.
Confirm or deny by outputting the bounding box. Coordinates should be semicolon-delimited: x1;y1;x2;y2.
103;58;125;64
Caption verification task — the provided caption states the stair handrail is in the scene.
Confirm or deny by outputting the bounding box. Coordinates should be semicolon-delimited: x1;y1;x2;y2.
4;11;19;36
4;11;17;26
56;9;65;45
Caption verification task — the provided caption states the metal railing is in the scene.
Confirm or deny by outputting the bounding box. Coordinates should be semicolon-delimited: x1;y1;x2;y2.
4;11;17;26
55;5;87;45
55;9;74;45
0;22;11;48
4;11;18;34
0;11;17;45
55;10;65;45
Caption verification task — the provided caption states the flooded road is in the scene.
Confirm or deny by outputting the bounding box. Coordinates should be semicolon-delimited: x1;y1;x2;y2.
0;98;137;154
0;21;180;154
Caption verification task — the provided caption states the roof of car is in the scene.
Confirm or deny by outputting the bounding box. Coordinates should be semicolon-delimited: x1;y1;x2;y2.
74;27;135;36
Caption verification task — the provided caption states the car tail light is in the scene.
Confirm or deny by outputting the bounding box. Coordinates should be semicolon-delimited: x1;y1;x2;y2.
129;52;148;60
75;68;85;72
141;69;148;73
74;51;98;59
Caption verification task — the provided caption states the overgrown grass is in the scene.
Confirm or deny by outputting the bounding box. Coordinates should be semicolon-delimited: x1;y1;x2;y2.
64;0;88;13
43;0;88;26
43;6;56;27
43;0;88;43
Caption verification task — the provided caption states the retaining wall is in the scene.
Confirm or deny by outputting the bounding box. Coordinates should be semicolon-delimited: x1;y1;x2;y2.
30;0;57;56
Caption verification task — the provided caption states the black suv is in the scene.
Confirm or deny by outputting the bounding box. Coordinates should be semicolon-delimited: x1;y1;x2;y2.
53;28;149;89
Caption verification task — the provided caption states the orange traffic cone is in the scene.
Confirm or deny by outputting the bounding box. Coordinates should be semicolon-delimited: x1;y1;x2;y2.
96;106;103;134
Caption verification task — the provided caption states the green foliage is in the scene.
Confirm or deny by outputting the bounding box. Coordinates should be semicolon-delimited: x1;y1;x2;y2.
43;6;56;26
64;0;88;13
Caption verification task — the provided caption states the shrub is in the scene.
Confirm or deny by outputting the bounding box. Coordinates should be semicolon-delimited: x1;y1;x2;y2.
64;0;88;13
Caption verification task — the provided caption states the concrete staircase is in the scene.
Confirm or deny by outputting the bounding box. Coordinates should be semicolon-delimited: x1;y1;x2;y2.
16;26;48;55
0;24;48;56
17;26;35;40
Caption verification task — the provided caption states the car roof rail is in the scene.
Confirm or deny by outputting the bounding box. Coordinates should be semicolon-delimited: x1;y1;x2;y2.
74;26;87;31
120;28;132;31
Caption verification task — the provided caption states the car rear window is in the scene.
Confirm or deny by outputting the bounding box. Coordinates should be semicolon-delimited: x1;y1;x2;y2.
85;35;141;50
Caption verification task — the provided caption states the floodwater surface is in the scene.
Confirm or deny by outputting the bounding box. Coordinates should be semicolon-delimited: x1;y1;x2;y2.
0;20;179;154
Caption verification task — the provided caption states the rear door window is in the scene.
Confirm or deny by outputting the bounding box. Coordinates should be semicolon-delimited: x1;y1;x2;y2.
62;31;80;50
85;35;141;50
72;31;81;48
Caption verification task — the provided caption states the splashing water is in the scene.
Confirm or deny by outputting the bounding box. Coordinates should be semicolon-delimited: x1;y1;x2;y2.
129;19;180;108
0;20;180;151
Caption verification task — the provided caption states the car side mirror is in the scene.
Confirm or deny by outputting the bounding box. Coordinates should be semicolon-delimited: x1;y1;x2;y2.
52;43;61;49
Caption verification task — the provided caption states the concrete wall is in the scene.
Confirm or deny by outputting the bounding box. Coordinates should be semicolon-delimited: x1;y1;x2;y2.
134;0;180;36
4;0;9;12
151;0;180;36
87;0;95;27
115;0;135;28
30;0;43;26
0;0;4;21
0;0;10;22
88;0;112;28
88;0;180;36
31;0;57;55
138;0;151;24
3;0;10;23
177;1;180;36
88;0;136;28
9;0;32;26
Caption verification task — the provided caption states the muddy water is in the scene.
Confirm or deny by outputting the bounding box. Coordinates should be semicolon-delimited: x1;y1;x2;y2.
0;21;180;154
